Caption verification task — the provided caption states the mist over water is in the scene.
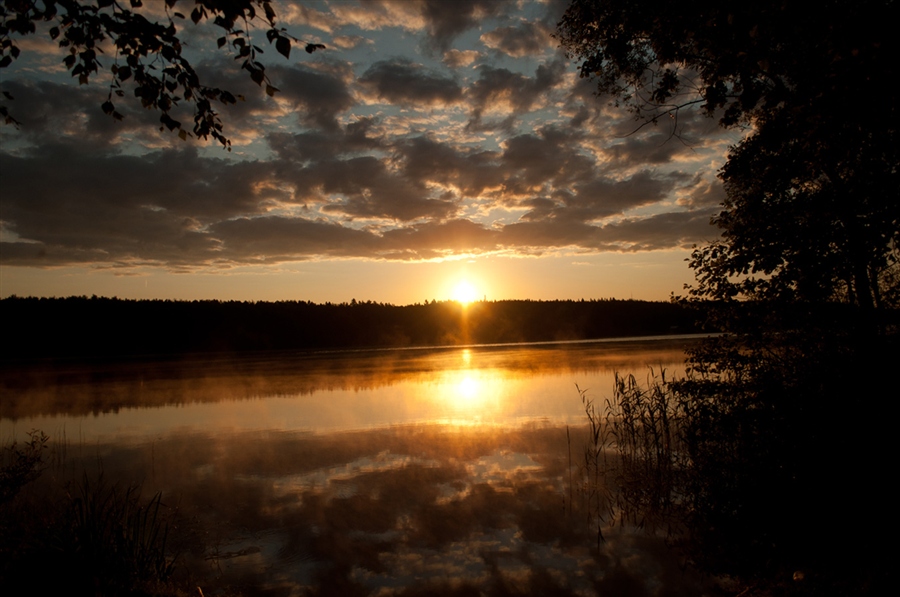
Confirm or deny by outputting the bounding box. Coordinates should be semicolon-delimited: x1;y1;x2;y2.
2;337;714;595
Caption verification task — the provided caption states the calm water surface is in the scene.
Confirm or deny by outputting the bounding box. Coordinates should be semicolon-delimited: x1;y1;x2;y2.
2;336;712;596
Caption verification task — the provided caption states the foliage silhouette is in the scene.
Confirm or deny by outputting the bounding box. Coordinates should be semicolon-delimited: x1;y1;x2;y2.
559;1;898;591
0;0;324;148
559;0;899;310
0;429;47;505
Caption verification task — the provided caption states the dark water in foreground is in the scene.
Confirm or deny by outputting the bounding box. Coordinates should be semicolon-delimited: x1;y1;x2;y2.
2;336;714;596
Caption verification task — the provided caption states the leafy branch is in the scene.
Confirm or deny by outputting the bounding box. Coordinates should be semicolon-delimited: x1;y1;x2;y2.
0;0;326;148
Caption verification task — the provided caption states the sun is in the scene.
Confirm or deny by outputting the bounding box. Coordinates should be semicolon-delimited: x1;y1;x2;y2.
452;280;479;304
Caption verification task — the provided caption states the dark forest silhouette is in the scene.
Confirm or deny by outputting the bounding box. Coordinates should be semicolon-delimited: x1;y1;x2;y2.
2;295;702;363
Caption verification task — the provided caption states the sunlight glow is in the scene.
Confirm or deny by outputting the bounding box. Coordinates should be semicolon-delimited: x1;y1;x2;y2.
452;280;478;304
433;370;501;419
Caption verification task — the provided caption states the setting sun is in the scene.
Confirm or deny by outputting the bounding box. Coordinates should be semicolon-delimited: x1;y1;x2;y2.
452;280;479;304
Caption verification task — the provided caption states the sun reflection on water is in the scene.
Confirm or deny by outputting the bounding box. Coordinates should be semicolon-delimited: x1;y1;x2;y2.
426;349;511;423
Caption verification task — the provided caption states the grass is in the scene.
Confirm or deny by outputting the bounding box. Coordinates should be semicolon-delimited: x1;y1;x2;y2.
0;434;179;596
575;336;895;597
67;472;177;594
574;370;687;551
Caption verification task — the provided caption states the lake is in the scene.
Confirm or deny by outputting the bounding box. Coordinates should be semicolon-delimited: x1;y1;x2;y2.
1;336;713;596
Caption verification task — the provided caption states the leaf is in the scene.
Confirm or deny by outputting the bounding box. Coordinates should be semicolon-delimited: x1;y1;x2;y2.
265;84;278;97
276;37;290;59
305;43;326;54
191;8;202;25
250;68;265;86
49;27;60;40
101;101;115;115
0;56;11;69
217;37;226;49
264;2;277;23
160;113;180;131
179;129;188;141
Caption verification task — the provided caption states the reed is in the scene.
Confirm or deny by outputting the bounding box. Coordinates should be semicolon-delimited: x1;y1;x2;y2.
67;472;177;593
574;371;687;549
604;370;688;536
0;432;179;595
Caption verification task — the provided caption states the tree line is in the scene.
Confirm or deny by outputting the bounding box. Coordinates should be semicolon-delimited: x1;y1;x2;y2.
1;295;702;362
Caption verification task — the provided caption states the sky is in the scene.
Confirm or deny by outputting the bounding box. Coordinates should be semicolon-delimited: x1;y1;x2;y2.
0;0;743;305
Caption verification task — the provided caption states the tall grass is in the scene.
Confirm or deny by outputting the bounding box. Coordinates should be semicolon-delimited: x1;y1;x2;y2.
605;370;688;535
0;433;179;595
67;473;177;593
574;370;688;550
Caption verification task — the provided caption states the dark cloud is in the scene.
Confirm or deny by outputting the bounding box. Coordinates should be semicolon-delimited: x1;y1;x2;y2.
480;21;553;57
603;133;692;167
567;171;678;221
420;0;515;51
277;155;458;222
266;118;385;163
268;64;355;131
499;219;596;249
399;136;504;197
499;129;593;192
0;79;171;146
467;60;566;128
359;59;463;106
590;208;720;251
496;207;718;252
209;216;378;260
0;242;115;267
0;144;272;266
0;0;734;279
380;219;501;258
678;175;727;209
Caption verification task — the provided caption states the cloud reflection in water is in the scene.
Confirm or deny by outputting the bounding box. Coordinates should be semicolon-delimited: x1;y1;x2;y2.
2;339;713;594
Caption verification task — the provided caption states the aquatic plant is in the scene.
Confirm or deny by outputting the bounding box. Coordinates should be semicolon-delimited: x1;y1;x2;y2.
582;323;896;595
0;432;179;595
575;371;687;548
65;472;177;593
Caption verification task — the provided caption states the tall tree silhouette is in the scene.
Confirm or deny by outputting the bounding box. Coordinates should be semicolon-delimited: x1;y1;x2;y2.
558;0;899;309
558;1;898;589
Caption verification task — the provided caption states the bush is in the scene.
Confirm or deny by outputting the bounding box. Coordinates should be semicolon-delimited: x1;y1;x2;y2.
590;325;895;594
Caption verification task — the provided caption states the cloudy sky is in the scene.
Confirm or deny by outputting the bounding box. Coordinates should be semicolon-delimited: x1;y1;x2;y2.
0;0;741;304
